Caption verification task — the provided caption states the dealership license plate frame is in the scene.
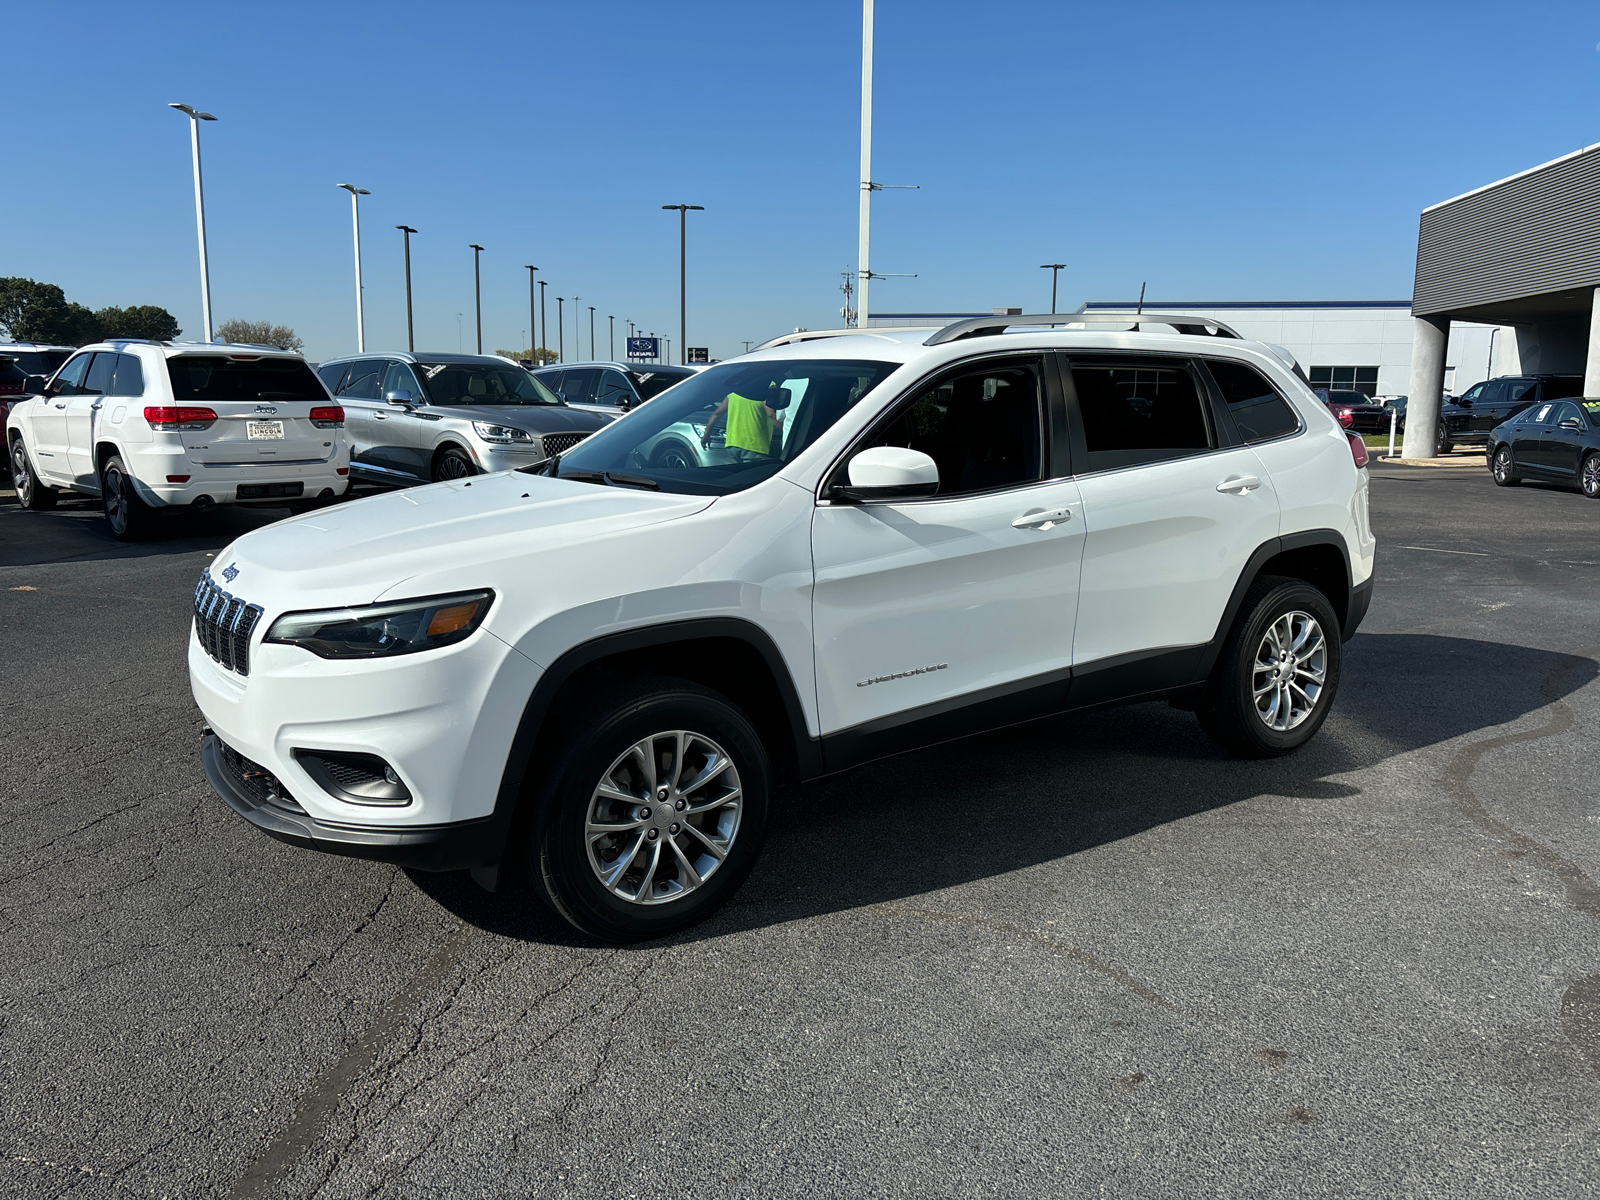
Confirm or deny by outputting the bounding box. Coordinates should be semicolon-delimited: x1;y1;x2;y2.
247;420;285;441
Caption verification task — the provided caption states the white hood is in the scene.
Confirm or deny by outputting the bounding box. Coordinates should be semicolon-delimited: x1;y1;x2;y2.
211;472;714;613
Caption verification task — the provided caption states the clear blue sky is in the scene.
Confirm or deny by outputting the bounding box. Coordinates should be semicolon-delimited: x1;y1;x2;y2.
6;1;1599;363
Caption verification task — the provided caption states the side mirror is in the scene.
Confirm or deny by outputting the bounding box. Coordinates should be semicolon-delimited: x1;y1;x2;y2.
384;389;413;406
834;446;939;502
1561;417;1583;431
23;374;48;395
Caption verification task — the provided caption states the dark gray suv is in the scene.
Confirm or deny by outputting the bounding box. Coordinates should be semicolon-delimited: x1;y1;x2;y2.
316;352;610;484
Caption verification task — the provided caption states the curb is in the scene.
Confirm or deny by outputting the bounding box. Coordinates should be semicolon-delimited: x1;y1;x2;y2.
1378;454;1487;468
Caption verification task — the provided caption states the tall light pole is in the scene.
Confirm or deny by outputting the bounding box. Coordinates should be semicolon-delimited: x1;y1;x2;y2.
588;306;596;361
538;281;548;363
661;205;704;364
169;104;218;342
397;226;418;351
468;244;485;353
338;184;371;352
572;296;582;357
557;297;565;362
855;4;918;329
1040;263;1065;315
524;266;538;361
608;315;615;361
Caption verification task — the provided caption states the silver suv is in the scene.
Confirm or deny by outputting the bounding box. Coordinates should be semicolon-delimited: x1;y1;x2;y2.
316;352;610;484
531;361;697;418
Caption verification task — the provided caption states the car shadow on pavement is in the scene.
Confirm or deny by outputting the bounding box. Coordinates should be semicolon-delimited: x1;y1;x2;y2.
0;495;301;568
409;633;1596;947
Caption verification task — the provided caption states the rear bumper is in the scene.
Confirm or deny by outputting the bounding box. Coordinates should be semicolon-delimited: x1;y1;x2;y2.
1344;575;1373;641
201;732;501;870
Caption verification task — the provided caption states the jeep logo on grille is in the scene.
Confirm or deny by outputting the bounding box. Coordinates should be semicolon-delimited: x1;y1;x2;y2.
254;405;278;414
221;563;240;583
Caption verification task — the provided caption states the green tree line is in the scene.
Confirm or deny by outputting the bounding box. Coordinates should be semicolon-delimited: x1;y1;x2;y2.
0;277;181;345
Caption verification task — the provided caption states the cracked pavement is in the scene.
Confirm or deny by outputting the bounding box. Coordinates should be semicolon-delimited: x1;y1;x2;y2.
2;462;1599;1198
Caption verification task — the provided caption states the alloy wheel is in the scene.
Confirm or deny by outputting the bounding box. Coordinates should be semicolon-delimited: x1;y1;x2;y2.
104;465;127;533
1251;610;1326;732
437;453;474;481
12;441;32;504
1494;448;1512;483
584;729;742;906
1584;455;1600;498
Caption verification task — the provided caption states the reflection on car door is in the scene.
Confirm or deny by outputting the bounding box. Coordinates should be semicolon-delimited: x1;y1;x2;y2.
65;351;116;488
1065;354;1280;690
31;351;91;483
1539;402;1587;477
1508;403;1550;470
811;354;1085;737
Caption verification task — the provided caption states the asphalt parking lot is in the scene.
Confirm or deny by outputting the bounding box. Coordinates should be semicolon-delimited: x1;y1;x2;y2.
3;459;1599;1199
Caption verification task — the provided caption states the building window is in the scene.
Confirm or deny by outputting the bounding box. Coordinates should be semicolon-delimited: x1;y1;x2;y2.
1309;366;1378;398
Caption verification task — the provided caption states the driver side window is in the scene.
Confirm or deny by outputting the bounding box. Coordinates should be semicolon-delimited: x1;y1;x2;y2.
856;358;1043;496
382;361;421;400
50;353;93;396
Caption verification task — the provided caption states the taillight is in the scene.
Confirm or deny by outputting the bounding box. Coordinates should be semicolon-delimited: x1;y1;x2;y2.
1347;432;1369;468
309;405;345;428
145;405;217;430
1334;407;1354;428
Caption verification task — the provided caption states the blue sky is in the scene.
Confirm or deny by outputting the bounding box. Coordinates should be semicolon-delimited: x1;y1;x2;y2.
6;1;1599;362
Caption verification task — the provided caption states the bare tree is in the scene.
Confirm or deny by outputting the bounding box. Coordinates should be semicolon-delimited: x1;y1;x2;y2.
217;319;304;352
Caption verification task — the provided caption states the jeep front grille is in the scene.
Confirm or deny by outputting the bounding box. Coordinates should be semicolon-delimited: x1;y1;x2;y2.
539;431;592;459
193;571;264;675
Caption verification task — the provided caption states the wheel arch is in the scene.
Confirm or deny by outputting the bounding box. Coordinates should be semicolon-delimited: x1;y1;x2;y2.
431;439;477;474
490;617;821;851
1201;531;1355;674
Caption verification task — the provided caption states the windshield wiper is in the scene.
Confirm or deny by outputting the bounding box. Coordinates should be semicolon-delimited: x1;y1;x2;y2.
604;472;659;490
557;469;609;485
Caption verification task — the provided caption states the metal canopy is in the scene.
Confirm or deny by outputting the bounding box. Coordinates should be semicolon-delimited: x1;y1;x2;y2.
923;312;1244;346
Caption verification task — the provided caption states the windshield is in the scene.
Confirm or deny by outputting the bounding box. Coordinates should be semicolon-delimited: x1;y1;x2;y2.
7;350;71;376
552;358;899;495
629;367;696;400
167;355;324;404
413;362;561;406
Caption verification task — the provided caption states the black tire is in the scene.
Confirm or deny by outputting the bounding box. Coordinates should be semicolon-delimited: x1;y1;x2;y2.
1437;427;1454;455
1197;576;1342;759
649;440;697;470
1582;452;1600;500
1492;445;1520;487
433;446;478;482
520;676;772;941
101;455;154;541
9;436;58;510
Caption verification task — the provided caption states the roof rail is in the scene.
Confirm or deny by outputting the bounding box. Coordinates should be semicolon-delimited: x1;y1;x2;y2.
923;311;1244;346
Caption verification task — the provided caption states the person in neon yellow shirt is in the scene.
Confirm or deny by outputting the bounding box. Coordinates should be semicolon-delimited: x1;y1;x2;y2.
702;386;785;461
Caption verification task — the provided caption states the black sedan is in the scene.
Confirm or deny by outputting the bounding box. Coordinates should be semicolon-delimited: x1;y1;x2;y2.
1487;398;1600;497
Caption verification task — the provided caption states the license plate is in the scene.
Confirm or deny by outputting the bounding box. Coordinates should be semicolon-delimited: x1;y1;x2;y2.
247;421;284;441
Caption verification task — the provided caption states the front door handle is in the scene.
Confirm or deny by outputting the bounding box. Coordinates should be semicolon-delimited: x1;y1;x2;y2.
1216;475;1262;495
1013;507;1072;529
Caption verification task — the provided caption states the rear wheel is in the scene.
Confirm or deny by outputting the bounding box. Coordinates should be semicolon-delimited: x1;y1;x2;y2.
1492;445;1520;487
102;455;154;540
433;447;477;482
1197;576;1342;758
10;437;58;510
1437;426;1454;455
521;677;771;941
1582;453;1600;499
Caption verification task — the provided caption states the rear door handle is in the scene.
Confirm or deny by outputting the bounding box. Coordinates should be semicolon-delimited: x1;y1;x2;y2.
1013;507;1072;529
1216;475;1262;494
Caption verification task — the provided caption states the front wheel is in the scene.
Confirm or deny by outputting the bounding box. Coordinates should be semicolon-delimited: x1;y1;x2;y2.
1492;445;1520;487
433;447;478;482
102;455;155;540
10;437;58;510
1197;577;1342;758
522;677;771;941
1581;453;1600;499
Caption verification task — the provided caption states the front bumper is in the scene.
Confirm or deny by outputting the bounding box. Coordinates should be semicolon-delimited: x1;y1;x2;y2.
201;732;499;869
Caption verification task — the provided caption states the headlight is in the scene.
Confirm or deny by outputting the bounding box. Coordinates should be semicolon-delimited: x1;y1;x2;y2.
473;422;536;444
264;590;493;659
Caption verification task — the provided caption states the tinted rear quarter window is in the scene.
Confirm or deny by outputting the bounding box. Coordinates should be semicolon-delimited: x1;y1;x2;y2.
113;354;145;396
1070;358;1212;471
167;356;324;404
1206;359;1299;443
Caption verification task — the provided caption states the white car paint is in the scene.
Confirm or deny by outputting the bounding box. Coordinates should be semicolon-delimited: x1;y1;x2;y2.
189;322;1373;843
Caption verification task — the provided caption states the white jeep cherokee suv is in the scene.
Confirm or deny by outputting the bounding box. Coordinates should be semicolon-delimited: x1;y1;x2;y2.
189;314;1375;940
7;340;350;539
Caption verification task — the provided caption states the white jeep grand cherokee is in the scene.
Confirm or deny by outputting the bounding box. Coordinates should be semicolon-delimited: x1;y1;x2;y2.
7;340;350;539
190;314;1375;940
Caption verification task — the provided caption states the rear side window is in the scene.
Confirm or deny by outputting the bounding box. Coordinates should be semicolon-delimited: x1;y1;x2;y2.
1506;380;1537;406
167;356;325;405
337;360;385;400
84;352;118;395
112;354;145;396
316;363;349;393
1069;358;1213;472
561;368;599;403
1206;359;1298;443
1541;377;1582;401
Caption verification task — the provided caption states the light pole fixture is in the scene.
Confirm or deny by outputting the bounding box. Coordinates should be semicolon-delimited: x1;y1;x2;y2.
662;204;704;365
1040;263;1066;315
397;226;418;351
468;244;486;353
169;103;218;341
557;297;565;363
608;315;615;361
538;280;548;363
524;266;538;361
338;184;371;352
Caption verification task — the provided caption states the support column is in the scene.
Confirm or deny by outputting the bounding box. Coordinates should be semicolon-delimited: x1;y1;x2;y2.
1402;314;1450;459
1585;288;1600;398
